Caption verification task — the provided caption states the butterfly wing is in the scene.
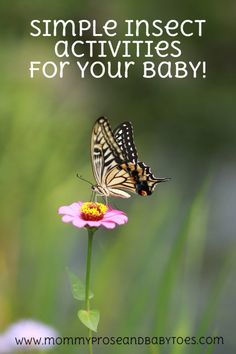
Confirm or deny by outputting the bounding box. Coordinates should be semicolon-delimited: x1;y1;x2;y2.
113;121;138;163
114;122;170;196
91;117;136;198
104;165;138;197
131;161;170;196
91;117;170;198
91;117;118;186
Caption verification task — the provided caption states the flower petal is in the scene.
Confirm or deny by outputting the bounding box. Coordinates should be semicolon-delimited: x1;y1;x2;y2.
84;221;102;228
61;215;74;223
105;210;126;217
111;215;128;225
70;202;83;210
101;221;117;229
103;212;128;225
72;217;87;228
58;203;79;216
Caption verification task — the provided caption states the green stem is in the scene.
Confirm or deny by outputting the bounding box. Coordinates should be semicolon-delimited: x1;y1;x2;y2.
85;228;94;354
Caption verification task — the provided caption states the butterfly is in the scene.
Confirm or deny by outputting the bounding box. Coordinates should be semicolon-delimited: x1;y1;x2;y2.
91;116;170;198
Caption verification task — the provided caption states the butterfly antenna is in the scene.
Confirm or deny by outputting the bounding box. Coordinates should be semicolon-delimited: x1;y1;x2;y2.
76;174;93;186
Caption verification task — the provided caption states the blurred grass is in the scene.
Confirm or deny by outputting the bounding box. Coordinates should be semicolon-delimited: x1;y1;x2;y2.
0;53;234;353
1;65;233;353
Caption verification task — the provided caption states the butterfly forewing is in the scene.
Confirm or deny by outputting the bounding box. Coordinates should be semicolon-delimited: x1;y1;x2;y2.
91;117;133;198
91;118;120;182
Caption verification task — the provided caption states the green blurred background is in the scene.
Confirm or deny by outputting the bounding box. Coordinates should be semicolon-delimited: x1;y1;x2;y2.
0;1;236;353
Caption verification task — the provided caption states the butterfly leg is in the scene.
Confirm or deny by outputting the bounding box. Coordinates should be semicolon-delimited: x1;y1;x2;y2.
90;189;96;202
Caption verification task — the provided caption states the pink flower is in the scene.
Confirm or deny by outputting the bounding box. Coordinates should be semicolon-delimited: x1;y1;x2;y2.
58;201;128;230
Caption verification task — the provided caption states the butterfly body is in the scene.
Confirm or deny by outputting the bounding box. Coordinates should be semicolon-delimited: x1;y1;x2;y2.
91;117;169;198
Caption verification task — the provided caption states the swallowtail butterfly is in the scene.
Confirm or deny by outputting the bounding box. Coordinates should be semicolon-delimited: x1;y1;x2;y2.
91;117;170;198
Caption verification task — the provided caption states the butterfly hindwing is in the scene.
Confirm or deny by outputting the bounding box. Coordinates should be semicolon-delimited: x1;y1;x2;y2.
117;160;169;196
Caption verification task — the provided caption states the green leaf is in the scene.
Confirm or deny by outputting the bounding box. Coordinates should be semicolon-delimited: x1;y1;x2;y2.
66;268;94;301
78;309;100;332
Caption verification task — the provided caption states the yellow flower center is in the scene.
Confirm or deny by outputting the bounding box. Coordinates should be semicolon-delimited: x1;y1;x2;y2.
80;202;108;221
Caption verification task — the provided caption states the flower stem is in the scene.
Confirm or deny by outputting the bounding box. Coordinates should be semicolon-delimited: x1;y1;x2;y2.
85;228;94;354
